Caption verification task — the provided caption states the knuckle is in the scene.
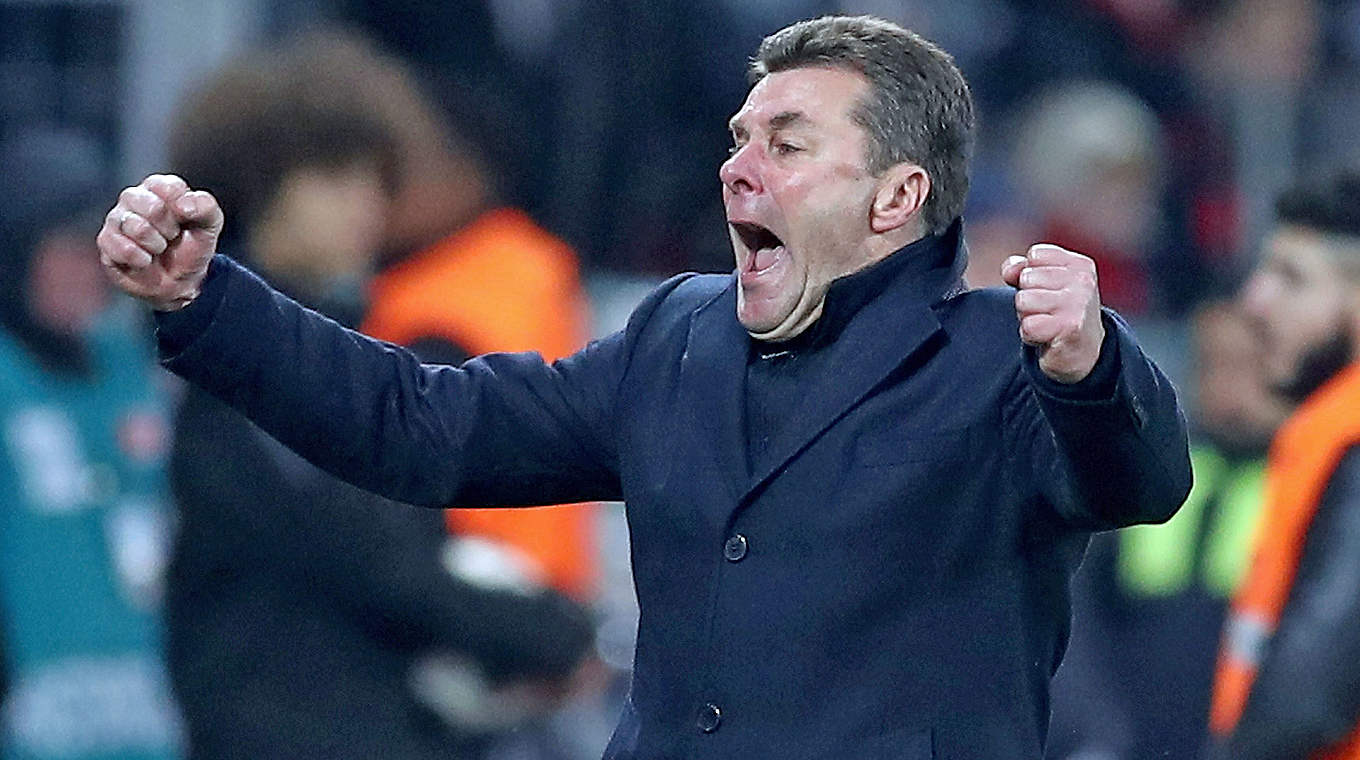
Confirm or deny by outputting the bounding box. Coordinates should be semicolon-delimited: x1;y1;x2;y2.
122;238;150;261
104;242;129;265
149;173;188;193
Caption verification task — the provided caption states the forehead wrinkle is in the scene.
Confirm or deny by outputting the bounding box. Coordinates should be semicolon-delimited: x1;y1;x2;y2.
728;109;813;135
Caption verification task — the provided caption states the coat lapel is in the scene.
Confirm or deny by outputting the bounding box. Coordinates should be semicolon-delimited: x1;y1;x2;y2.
742;221;970;503
677;283;751;502
742;295;943;501
679;221;971;508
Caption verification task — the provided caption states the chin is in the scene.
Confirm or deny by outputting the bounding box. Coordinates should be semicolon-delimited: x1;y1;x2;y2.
737;310;782;336
737;291;787;333
1276;327;1356;403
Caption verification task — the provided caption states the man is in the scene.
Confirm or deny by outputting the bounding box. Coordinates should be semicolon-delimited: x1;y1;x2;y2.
1;129;182;760
95;16;1190;759
1210;172;1360;759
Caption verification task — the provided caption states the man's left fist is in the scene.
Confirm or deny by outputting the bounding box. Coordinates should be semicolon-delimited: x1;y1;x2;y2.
1000;244;1106;384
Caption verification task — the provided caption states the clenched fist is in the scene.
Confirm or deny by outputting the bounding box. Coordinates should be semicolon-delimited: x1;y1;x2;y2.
96;174;223;311
1000;244;1106;384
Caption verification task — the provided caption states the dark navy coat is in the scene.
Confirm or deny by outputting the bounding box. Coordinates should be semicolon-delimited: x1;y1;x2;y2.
156;229;1191;760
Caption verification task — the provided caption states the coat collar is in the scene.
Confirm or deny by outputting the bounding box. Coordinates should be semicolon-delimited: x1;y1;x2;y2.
679;219;970;507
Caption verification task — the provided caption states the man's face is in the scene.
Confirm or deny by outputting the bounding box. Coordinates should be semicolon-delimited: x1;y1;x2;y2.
1241;225;1354;396
1193;306;1290;454
720;66;882;340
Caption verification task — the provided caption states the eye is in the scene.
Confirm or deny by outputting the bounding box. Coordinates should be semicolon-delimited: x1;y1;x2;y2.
773;142;802;155
1277;263;1303;289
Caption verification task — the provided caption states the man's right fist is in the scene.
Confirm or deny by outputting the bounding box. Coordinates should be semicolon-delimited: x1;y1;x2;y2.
96;174;223;311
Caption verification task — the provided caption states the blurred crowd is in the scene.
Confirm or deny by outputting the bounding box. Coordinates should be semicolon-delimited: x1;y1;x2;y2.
2;0;1360;759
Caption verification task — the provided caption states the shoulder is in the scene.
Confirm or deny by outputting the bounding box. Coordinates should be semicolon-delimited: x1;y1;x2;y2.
933;286;1025;361
624;272;732;337
654;272;733;311
935;285;1017;324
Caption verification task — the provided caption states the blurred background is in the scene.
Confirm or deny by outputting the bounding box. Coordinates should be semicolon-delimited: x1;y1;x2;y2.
1;1;1358;759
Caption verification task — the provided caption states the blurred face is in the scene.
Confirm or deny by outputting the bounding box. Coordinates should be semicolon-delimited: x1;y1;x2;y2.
1193;306;1291;453
28;229;109;335
1240;225;1355;397
720;67;882;341
251;160;389;296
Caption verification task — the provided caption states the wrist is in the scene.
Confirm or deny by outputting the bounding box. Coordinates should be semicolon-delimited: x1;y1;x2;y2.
152;286;202;313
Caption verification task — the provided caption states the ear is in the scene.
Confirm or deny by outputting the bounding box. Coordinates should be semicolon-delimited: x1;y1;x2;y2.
869;163;930;234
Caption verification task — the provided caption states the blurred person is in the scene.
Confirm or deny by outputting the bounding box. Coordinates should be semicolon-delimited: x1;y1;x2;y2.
160;39;594;760
300;30;612;759
962;162;1042;289
1188;0;1321;249
545;0;808;276
1048;301;1288;760
0;129;182;759
1012;80;1166;318
97;16;1191;759
323;30;602;607
1210;171;1360;759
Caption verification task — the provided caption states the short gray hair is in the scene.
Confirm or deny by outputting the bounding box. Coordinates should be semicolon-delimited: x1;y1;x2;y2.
749;16;975;236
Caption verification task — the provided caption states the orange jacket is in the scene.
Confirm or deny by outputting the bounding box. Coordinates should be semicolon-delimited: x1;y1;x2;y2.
1210;361;1360;758
363;208;598;600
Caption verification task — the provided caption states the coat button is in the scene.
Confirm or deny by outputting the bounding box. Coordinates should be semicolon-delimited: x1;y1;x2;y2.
723;534;748;562
697;703;722;733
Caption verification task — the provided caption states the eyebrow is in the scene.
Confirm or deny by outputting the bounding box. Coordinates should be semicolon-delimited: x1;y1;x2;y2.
728;110;811;135
768;111;807;130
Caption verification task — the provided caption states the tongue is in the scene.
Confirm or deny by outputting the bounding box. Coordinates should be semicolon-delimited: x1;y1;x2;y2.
752;245;782;272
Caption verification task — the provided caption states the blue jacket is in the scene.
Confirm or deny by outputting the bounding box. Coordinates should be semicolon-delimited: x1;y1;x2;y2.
155;228;1191;760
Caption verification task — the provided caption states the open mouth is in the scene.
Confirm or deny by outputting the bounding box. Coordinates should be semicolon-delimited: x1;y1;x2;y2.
730;221;785;272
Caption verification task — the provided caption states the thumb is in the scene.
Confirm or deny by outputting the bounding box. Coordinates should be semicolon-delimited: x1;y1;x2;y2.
173;190;224;236
1000;255;1027;288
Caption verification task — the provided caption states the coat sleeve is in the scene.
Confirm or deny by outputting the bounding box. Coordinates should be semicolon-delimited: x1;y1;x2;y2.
1218;446;1360;758
1008;310;1192;530
155;255;688;509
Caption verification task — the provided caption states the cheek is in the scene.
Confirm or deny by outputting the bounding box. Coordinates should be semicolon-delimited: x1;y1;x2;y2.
1278;296;1344;353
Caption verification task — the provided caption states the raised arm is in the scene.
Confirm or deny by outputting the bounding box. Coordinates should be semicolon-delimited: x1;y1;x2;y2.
1001;245;1192;529
96;175;641;508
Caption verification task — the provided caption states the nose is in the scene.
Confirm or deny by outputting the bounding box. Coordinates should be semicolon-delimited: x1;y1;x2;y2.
1239;271;1273;322
719;144;761;195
